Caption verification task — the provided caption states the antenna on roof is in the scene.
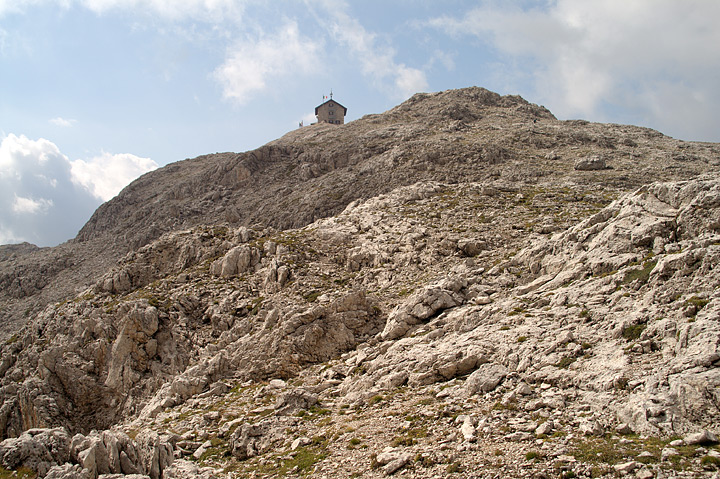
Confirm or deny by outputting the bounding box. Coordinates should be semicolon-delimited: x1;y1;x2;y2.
330;89;333;100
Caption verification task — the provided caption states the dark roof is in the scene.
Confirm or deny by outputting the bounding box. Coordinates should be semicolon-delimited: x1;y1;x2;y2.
315;99;347;115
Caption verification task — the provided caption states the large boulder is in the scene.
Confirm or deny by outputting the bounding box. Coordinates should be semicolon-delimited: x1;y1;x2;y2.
381;277;466;340
574;156;606;171
464;363;508;395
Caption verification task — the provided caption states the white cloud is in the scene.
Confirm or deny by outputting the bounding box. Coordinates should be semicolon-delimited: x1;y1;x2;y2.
0;0;243;20
50;117;77;127
0;134;155;246
310;0;428;99
430;0;720;140
70;151;157;201
300;111;317;126
80;0;243;20
214;21;321;104
12;195;53;214
395;67;428;99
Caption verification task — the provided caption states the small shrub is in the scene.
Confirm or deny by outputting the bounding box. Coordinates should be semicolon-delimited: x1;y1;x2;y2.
622;323;646;341
686;296;709;310
446;461;462;473
555;356;576;369
614;376;629;390
517;336;528;343
349;438;361;446
392;436;416;447
304;290;322;303
525;450;540;460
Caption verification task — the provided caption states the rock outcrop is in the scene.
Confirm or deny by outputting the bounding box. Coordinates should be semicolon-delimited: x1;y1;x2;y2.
0;427;174;479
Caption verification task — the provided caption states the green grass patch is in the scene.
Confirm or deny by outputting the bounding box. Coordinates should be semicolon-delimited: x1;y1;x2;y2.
0;467;36;479
570;434;702;470
701;455;720;469
277;445;328;476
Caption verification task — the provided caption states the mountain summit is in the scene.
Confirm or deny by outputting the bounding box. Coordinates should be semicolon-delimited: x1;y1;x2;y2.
1;87;719;478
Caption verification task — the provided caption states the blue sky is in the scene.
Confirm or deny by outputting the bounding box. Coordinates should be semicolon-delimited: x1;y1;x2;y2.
2;0;719;246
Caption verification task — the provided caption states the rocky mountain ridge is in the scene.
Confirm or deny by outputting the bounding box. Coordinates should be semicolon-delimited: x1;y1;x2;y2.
2;87;718;340
1;87;720;478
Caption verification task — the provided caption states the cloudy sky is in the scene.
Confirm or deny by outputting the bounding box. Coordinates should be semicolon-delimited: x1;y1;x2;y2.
2;0;719;247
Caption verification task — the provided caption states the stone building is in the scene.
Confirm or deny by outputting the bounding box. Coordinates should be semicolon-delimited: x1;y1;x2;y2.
315;96;347;125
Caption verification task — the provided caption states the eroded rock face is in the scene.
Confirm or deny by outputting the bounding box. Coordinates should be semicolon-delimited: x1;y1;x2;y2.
381;277;466;340
0;427;172;479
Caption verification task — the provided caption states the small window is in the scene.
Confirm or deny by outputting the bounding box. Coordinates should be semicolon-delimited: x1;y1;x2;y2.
329;110;334;115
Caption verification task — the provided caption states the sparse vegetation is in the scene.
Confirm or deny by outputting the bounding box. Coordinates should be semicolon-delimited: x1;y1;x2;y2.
391;427;428;447
0;467;36;479
369;394;384;405
555;356;576;369
622;323;646;341
446;461;462;473
685;296;709;315
622;259;657;285
701;455;720;469
304;290;323;303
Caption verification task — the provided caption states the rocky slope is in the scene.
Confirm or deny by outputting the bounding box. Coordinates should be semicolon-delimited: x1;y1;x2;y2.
2;87;719;340
1;87;720;478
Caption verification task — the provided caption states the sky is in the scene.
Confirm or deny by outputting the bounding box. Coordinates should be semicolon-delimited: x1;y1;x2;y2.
1;0;719;247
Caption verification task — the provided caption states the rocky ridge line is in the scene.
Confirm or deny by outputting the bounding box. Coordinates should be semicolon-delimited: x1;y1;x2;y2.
3;86;719;341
